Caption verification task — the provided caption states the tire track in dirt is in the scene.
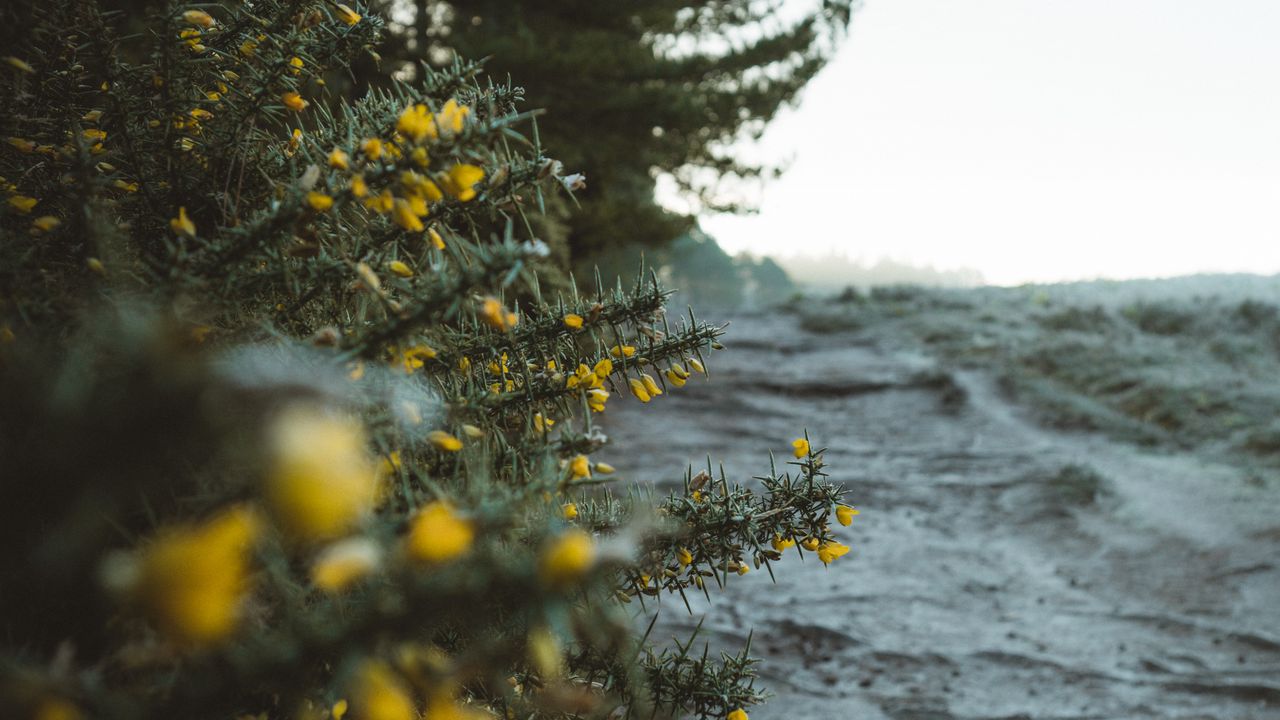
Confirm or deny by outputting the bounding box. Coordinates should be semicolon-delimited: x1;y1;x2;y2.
600;311;1280;719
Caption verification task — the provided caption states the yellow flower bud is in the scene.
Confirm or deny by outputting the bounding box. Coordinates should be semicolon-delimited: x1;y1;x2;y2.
387;260;414;278
282;91;308;112
182;9;216;28
335;3;362;25
561;502;578;520
628;378;650;403
426;430;462;452
307;191;334;212
329;148;350;169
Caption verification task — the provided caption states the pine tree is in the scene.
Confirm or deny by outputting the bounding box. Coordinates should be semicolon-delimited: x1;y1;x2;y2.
383;0;857;267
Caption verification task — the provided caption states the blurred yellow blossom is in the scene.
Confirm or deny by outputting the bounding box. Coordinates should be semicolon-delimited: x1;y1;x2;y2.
563;313;583;330
311;537;382;592
539;529;595;587
561;502;578;520
569;454;590;479
427;430;462;452
440;164;484;201
182;9;216;27
132;505;261;645
350;661;415;720
329;148;350;169
307;191;334;212
264;406;380;542
405;501;474;564
792;437;810;458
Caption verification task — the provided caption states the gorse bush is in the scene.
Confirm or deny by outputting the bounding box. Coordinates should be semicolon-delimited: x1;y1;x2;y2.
0;2;857;719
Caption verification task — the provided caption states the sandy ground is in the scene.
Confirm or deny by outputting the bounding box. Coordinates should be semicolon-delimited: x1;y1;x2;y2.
600;310;1280;720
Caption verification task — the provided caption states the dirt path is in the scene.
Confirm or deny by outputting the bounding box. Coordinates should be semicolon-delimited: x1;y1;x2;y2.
600;311;1280;720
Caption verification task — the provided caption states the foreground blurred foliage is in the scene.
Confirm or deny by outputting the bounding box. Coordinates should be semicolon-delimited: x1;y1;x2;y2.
0;1;857;718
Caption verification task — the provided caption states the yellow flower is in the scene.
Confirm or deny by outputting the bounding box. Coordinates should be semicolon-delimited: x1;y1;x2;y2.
676;547;693;566
364;189;394;213
836;504;860;526
282;92;309;112
539;529;595;587
479;296;518;331
461;423;484;439
265;406;380;542
7;137;34;153
563;313;583;330
800;537;820;551
428;226;446;250
132;506;261;645
427;430;463;452
307;191;334;212
688;357;706;374
410;145;429;168
182;9;216;28
595;461;615;474
586;388;610;413
440;163;484;201
610;344;636;358
350;174;369;198
396;104;436;144
665;369;686;387
112;179;139;193
641;373;663;397
350;661;416;720
335;3;362;25
387;260;414;278
736;562;750;575
593;358;613;377
289;56;304;75
817;541;851;565
569;454;590;479
628;378;651;403
792;437;810;459
239;38;257;56
86;257;105;275
3;56;35;74
405;501;474;564
82;128;107;142
771;534;795;551
332;699;349;720
329;148;350;169
727;709;749;720
561;502;578;520
533;412;554;433
311;537;382;592
8;195;38;214
527;625;563;678
31;215;61;233
437;99;470;136
360;137;384;160
390;198;424;232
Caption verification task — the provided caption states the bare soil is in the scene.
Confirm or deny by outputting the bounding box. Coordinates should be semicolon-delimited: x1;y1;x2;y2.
601;307;1280;720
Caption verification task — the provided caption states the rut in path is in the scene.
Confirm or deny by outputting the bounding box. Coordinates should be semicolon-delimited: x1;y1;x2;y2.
599;311;1280;720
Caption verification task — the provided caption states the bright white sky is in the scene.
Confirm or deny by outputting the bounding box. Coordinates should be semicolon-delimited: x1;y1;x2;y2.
697;0;1280;286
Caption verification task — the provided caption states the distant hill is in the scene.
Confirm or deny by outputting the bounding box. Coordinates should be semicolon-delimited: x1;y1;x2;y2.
777;254;986;290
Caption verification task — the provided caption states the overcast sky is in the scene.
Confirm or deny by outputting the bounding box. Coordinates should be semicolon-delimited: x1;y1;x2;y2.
697;0;1280;286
